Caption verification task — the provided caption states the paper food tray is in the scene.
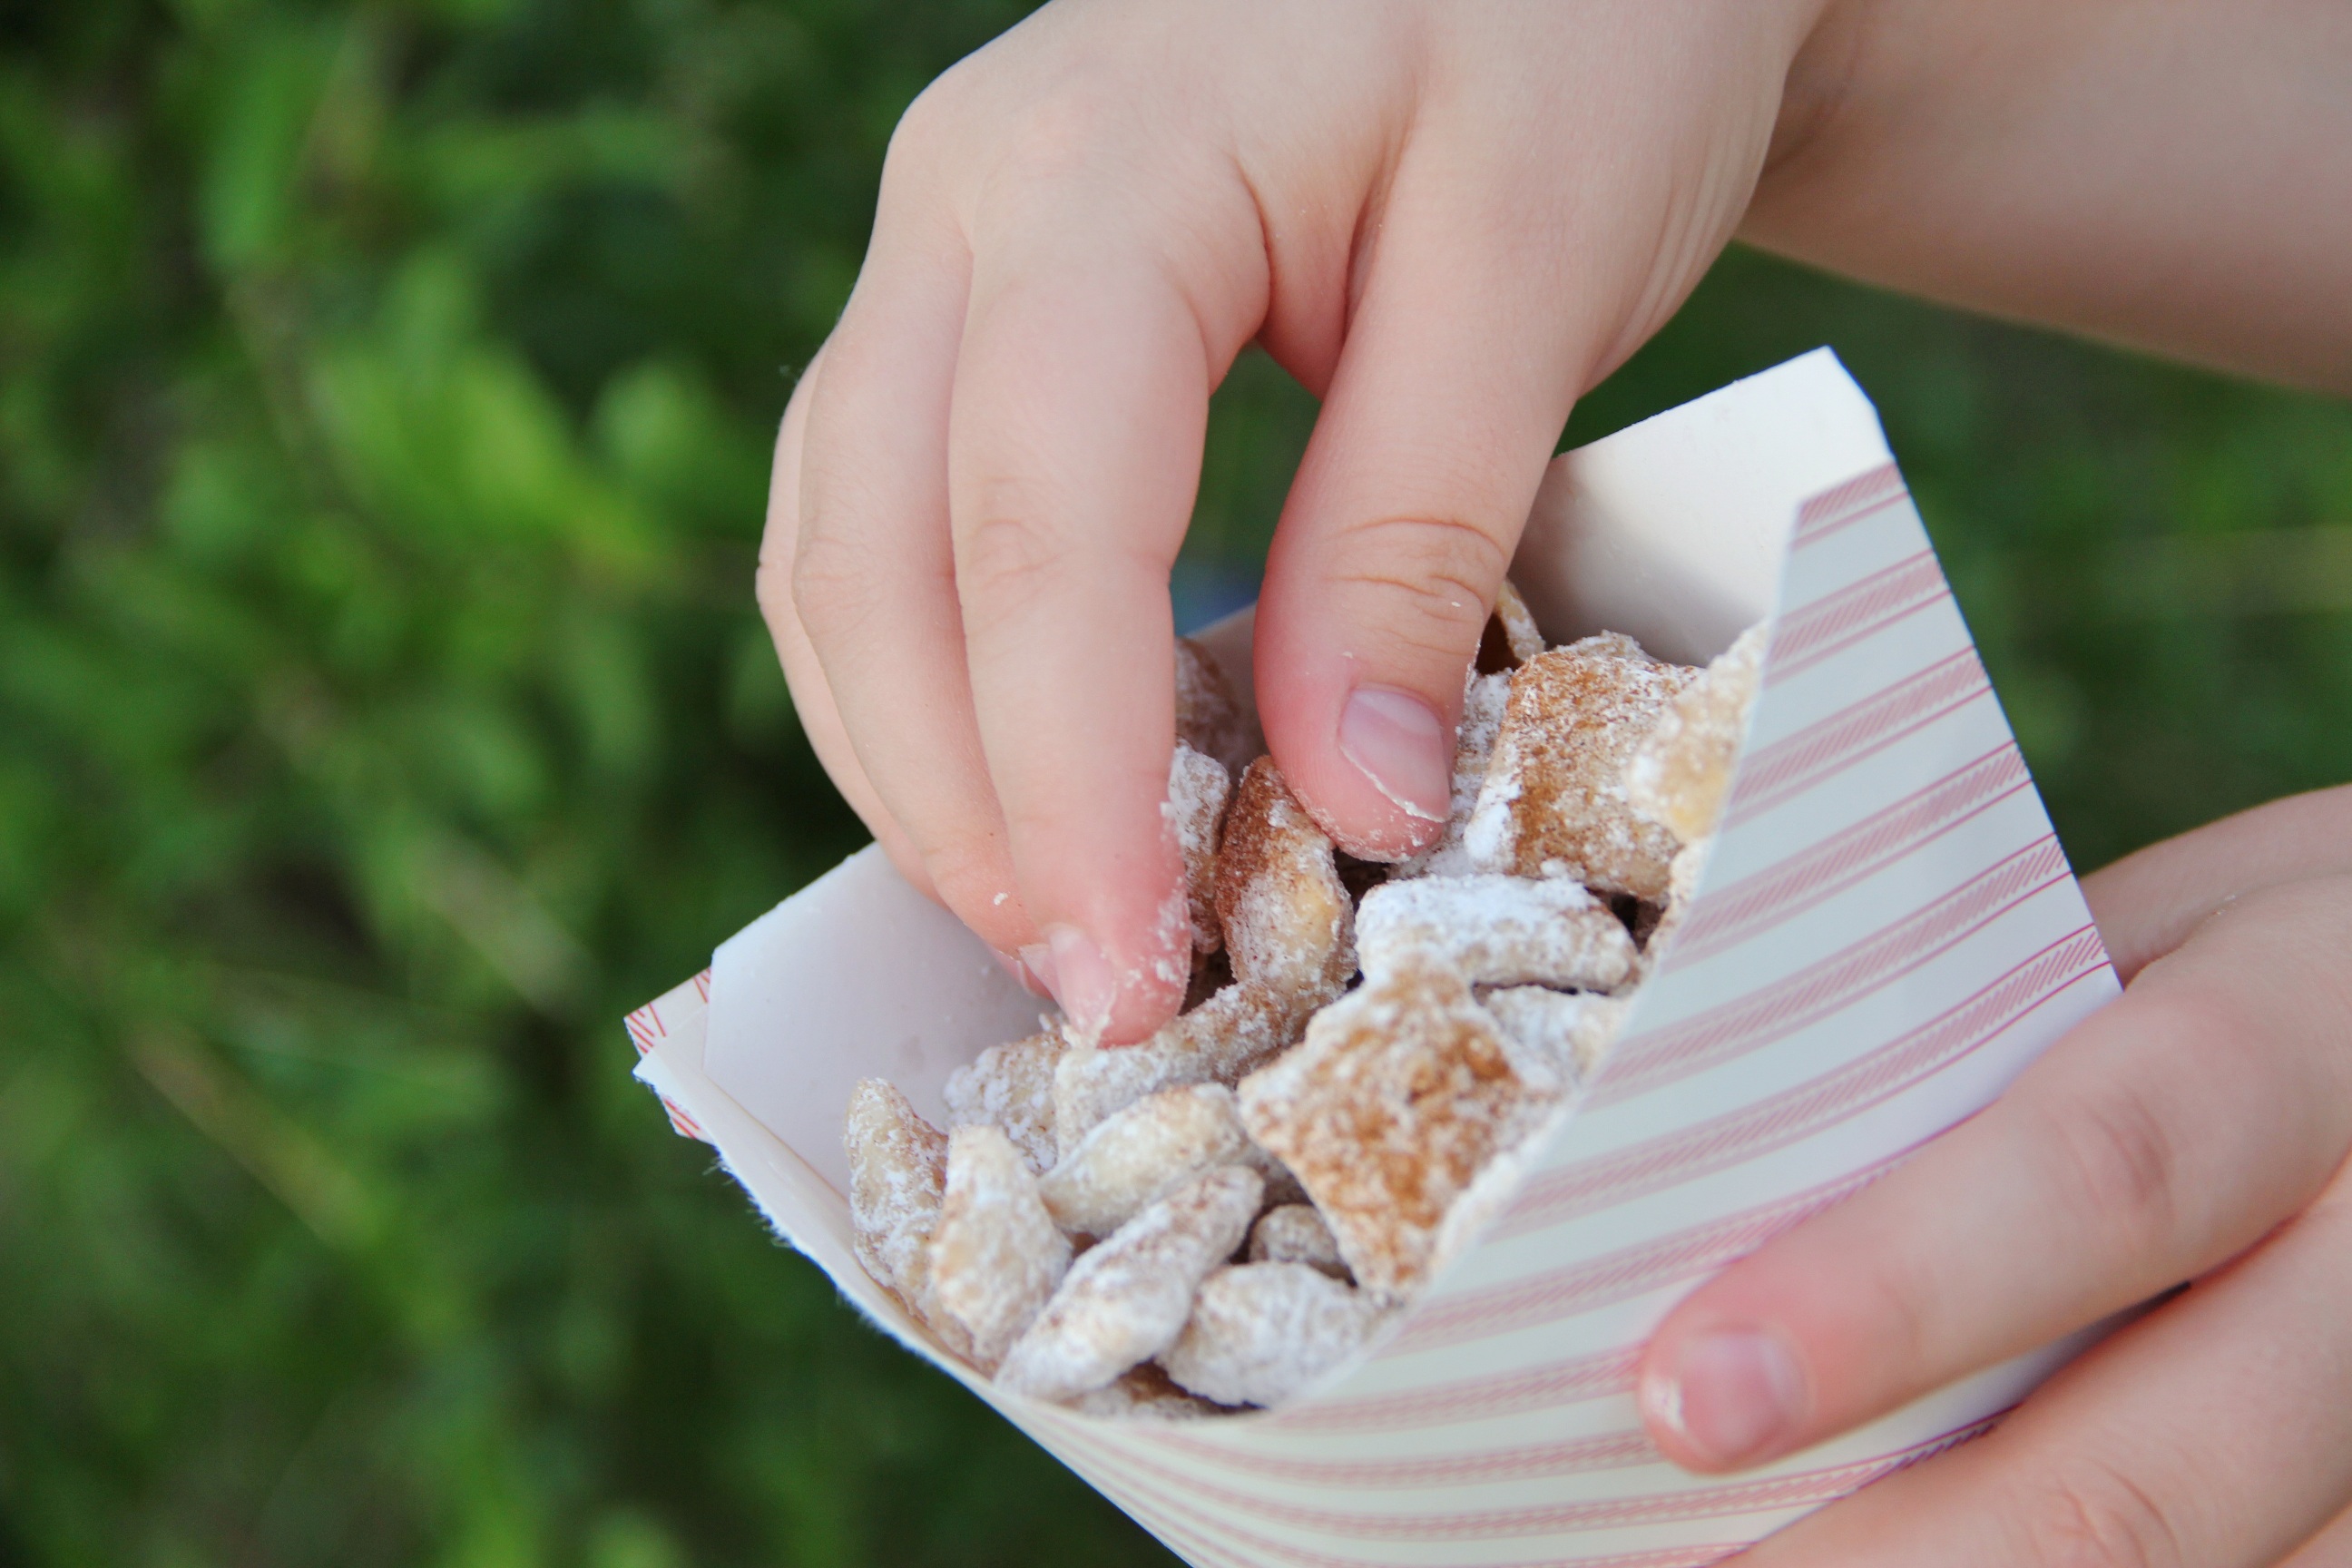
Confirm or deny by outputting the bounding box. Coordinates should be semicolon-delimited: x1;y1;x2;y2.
626;348;2120;1568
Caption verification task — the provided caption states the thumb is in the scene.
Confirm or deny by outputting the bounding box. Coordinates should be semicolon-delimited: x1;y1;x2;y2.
1251;153;1599;860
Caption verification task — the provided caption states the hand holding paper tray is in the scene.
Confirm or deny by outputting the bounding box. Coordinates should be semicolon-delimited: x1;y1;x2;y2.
628;349;2121;1567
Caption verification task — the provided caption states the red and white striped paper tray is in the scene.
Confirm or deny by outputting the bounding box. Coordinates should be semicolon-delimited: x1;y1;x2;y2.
628;349;2120;1567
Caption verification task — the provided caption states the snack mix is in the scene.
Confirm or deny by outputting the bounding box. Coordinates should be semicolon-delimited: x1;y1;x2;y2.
844;587;1763;1416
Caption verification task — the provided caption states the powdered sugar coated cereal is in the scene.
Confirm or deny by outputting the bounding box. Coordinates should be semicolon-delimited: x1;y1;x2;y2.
995;1166;1263;1402
1356;873;1636;991
1160;1262;1391;1407
1039;1083;1255;1238
943;1028;1065;1175
1052;982;1297;1153
1167;740;1232;956
1215;757;1356;1006
844;1079;948;1308
1238;958;1548;1298
1464;633;1697;898
1480;985;1629;1091
1064;1363;1227;1420
924;1124;1073;1370
1247;1203;1348;1279
1627;622;1766;843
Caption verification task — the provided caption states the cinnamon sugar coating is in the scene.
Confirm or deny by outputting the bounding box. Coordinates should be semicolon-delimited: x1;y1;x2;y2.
1174;635;1252;772
1161;1262;1390;1407
1237;958;1548;1298
1465;633;1698;898
924;1125;1072;1370
1168;740;1232;956
944;1028;1066;1175
1214;758;1356;1007
995;1166;1263;1402
1356;873;1636;992
1628;622;1766;843
838;619;1746;1415
844;1079;948;1309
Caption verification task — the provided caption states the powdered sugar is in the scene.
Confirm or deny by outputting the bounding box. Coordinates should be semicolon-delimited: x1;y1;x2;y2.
945;1028;1066;1174
1465;633;1696;898
1167;740;1233;956
995;1165;1262;1402
1160;1262;1391;1406
1357;873;1636;991
839;611;1762;1416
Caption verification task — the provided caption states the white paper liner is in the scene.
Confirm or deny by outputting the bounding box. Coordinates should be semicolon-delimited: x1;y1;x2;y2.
626;349;2120;1567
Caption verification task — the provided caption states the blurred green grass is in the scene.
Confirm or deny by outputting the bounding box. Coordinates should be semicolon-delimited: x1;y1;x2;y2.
2;2;2346;1564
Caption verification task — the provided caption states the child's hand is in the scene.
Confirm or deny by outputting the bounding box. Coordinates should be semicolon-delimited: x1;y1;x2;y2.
758;0;1828;1040
1639;784;2352;1565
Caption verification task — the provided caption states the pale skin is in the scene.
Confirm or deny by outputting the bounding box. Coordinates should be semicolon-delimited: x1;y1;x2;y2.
760;1;2352;1559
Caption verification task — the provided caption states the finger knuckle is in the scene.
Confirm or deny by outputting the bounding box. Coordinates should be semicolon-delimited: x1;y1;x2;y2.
954;505;1073;633
1325;513;1514;661
2012;1455;2187;1568
885;68;972;171
789;524;887;647
981;90;1128;200
2043;1077;2188;1259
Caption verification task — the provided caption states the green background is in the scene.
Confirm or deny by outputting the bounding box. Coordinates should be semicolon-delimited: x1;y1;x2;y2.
4;1;2347;1564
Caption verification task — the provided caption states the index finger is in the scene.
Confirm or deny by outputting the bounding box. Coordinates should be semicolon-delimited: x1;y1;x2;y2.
946;166;1269;1042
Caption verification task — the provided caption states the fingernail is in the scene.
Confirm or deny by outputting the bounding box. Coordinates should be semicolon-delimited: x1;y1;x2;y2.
1645;1328;1806;1470
1338;686;1450;824
992;949;1049;997
1041;924;1117;1041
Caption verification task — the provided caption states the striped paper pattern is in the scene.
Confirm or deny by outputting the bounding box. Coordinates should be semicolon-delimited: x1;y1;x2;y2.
628;385;2118;1568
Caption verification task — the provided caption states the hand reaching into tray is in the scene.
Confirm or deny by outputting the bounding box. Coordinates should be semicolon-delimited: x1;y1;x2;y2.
1641;783;2352;1566
757;0;1823;1042
759;0;2350;1048
761;0;2351;1544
